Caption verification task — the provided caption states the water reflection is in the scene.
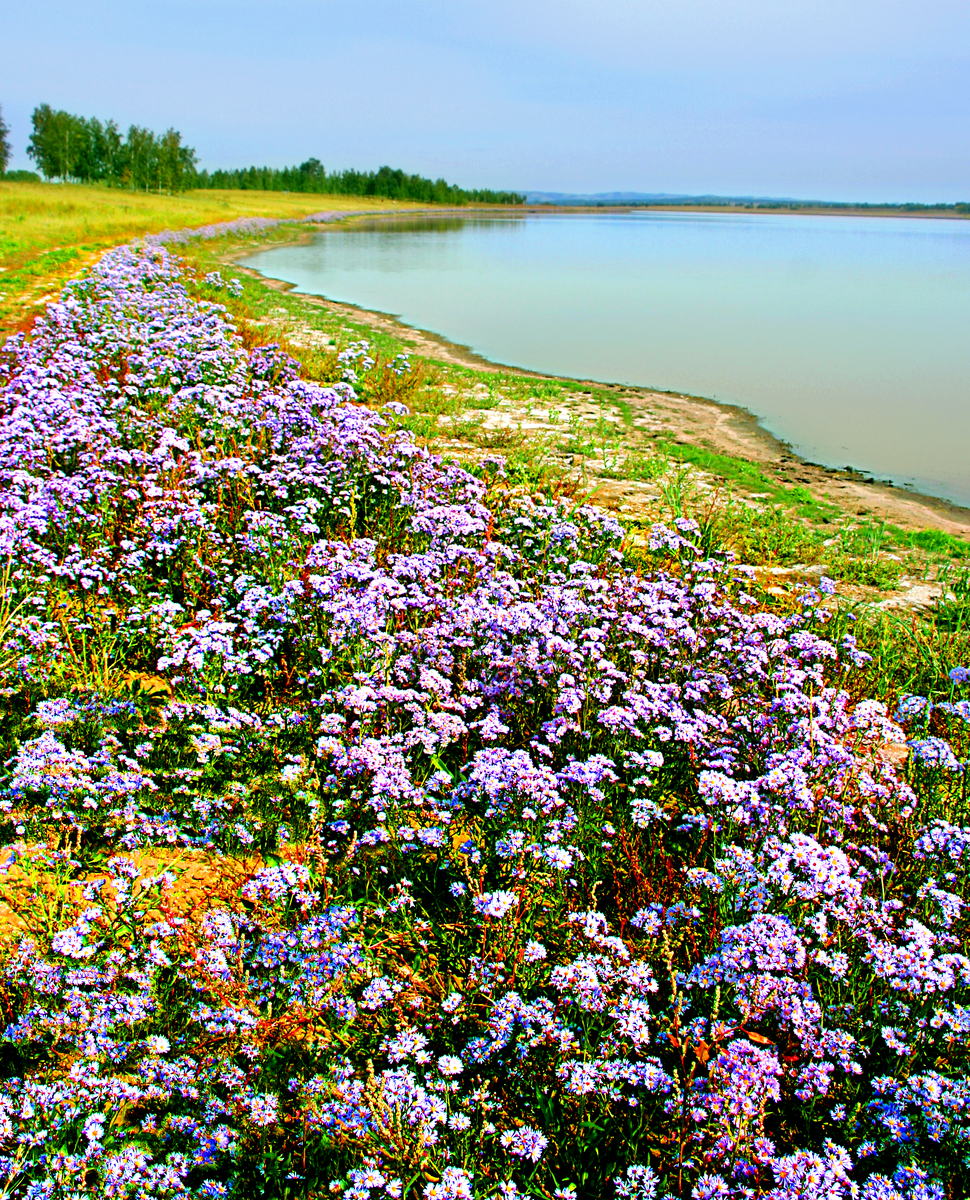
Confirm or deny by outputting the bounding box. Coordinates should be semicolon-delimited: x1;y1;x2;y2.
345;215;528;235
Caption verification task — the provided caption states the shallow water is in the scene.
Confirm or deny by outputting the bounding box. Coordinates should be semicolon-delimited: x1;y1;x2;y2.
242;211;970;507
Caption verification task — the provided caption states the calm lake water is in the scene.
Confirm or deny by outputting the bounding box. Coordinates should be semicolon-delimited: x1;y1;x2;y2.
241;212;970;507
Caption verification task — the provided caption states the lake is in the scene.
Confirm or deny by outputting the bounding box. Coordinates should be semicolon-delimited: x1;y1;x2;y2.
241;211;970;508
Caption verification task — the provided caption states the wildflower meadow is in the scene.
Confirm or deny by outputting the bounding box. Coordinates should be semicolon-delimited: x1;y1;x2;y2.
0;241;968;1200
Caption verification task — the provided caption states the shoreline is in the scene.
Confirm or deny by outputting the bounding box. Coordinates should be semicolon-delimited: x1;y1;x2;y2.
356;201;970;221
523;203;970;221
222;216;970;540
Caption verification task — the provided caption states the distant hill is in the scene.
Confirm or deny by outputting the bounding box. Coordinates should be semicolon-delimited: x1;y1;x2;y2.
524;191;969;211
525;191;800;206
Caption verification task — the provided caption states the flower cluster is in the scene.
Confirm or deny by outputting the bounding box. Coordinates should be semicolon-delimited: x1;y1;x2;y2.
0;241;968;1198
141;209;366;248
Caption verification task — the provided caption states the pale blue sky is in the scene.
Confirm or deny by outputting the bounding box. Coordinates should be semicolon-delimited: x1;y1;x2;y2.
4;0;969;200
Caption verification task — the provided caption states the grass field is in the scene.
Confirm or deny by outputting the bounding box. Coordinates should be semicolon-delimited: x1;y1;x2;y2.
0;180;426;331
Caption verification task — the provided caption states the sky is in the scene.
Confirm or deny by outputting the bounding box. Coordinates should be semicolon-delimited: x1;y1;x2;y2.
4;0;969;202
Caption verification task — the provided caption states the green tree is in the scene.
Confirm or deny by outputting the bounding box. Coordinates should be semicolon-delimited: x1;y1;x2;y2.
122;125;156;191
71;116;103;183
27;104;89;181
0;106;11;175
157;127;196;193
96;119;125;182
26;104;58;179
25;105;196;191
299;157;325;192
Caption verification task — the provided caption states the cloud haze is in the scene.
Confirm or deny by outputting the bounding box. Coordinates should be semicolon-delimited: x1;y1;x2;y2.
4;0;968;200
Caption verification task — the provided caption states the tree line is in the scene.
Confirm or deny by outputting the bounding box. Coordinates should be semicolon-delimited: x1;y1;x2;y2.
4;104;523;203
0;107;10;175
24;105;197;192
195;158;524;204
